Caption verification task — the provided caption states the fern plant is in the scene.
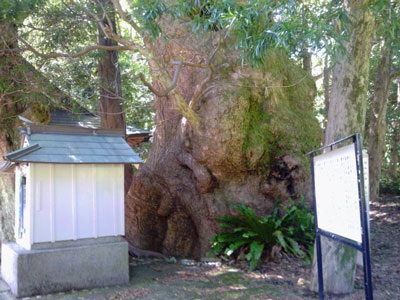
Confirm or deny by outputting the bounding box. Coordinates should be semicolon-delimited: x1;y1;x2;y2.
210;197;315;270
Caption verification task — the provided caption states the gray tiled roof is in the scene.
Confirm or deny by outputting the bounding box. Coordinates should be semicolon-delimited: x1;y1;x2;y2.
50;111;151;135
49;111;100;129
4;132;142;164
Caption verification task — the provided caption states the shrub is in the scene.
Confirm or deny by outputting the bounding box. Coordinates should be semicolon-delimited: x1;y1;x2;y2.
379;176;400;195
209;197;315;271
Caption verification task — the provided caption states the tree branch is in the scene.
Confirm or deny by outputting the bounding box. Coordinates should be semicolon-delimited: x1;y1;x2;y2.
391;71;400;81
189;68;213;109
189;37;220;109
313;65;333;81
17;37;143;59
110;0;143;36
139;37;221;110
138;61;183;97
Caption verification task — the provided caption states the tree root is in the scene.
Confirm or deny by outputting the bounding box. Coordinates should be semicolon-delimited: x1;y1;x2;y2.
127;240;166;259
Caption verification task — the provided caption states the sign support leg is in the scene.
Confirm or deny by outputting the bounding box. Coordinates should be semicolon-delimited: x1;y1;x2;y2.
355;133;374;300
316;234;324;300
362;249;373;300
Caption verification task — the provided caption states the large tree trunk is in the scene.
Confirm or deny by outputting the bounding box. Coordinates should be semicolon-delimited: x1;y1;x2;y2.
367;46;392;201
0;22;25;245
125;20;322;258
311;0;375;294
0;20;62;247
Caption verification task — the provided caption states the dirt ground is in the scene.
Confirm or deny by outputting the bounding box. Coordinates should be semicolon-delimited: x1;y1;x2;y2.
1;195;398;300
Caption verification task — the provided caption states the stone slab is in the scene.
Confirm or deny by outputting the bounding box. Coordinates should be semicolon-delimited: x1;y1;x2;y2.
29;236;122;250
1;239;129;298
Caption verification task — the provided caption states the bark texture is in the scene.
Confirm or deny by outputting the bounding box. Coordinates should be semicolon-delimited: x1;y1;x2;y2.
97;0;134;193
0;22;25;244
0;21;60;245
311;0;375;294
367;46;392;201
97;0;125;130
388;79;400;180
388;123;399;180
126;20;321;258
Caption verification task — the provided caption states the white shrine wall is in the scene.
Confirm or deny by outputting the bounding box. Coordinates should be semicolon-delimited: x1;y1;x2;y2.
16;163;125;249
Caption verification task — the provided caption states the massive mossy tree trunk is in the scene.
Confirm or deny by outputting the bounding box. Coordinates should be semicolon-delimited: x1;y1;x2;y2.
125;19;321;258
311;0;375;294
367;45;392;201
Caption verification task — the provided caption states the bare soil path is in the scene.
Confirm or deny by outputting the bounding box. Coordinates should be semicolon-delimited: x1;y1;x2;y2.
0;195;398;300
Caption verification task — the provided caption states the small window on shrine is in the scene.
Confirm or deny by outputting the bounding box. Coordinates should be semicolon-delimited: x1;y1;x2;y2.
18;175;27;238
21;176;26;208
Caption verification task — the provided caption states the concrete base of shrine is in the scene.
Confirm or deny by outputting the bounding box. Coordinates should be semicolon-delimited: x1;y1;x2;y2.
1;237;129;297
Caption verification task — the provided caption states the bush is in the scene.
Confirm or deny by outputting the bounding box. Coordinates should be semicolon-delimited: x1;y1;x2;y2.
209;197;315;271
379;176;400;195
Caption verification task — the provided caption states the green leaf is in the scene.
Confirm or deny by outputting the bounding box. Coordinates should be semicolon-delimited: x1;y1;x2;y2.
286;237;306;258
242;231;258;238
248;241;264;271
273;230;288;252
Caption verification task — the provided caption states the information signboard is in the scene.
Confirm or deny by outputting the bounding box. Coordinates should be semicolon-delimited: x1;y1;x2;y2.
313;144;362;243
308;134;373;300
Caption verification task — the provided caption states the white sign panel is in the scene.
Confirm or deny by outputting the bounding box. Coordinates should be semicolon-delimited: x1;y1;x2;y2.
314;144;362;243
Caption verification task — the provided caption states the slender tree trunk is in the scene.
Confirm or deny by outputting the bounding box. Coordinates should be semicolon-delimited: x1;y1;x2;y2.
322;56;331;143
97;0;133;193
311;0;375;294
388;79;400;179
97;0;124;130
388;125;399;180
367;46;392;201
302;47;312;76
323;57;331;118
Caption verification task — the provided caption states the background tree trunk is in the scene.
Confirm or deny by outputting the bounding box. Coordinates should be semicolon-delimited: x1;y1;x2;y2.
97;0;124;130
302;47;312;76
388;124;399;180
322;56;331;143
388;78;400;180
311;0;375;294
367;46;392;201
96;0;133;193
125;21;322;258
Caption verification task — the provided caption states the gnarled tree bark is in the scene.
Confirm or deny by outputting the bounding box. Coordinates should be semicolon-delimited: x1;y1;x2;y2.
0;20;60;245
125;19;322;258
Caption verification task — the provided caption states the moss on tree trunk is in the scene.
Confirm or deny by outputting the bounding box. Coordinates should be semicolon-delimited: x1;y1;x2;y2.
126;19;321;258
311;0;375;294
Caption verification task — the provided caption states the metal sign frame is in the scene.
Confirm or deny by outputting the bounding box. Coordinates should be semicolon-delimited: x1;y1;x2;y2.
308;133;373;300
